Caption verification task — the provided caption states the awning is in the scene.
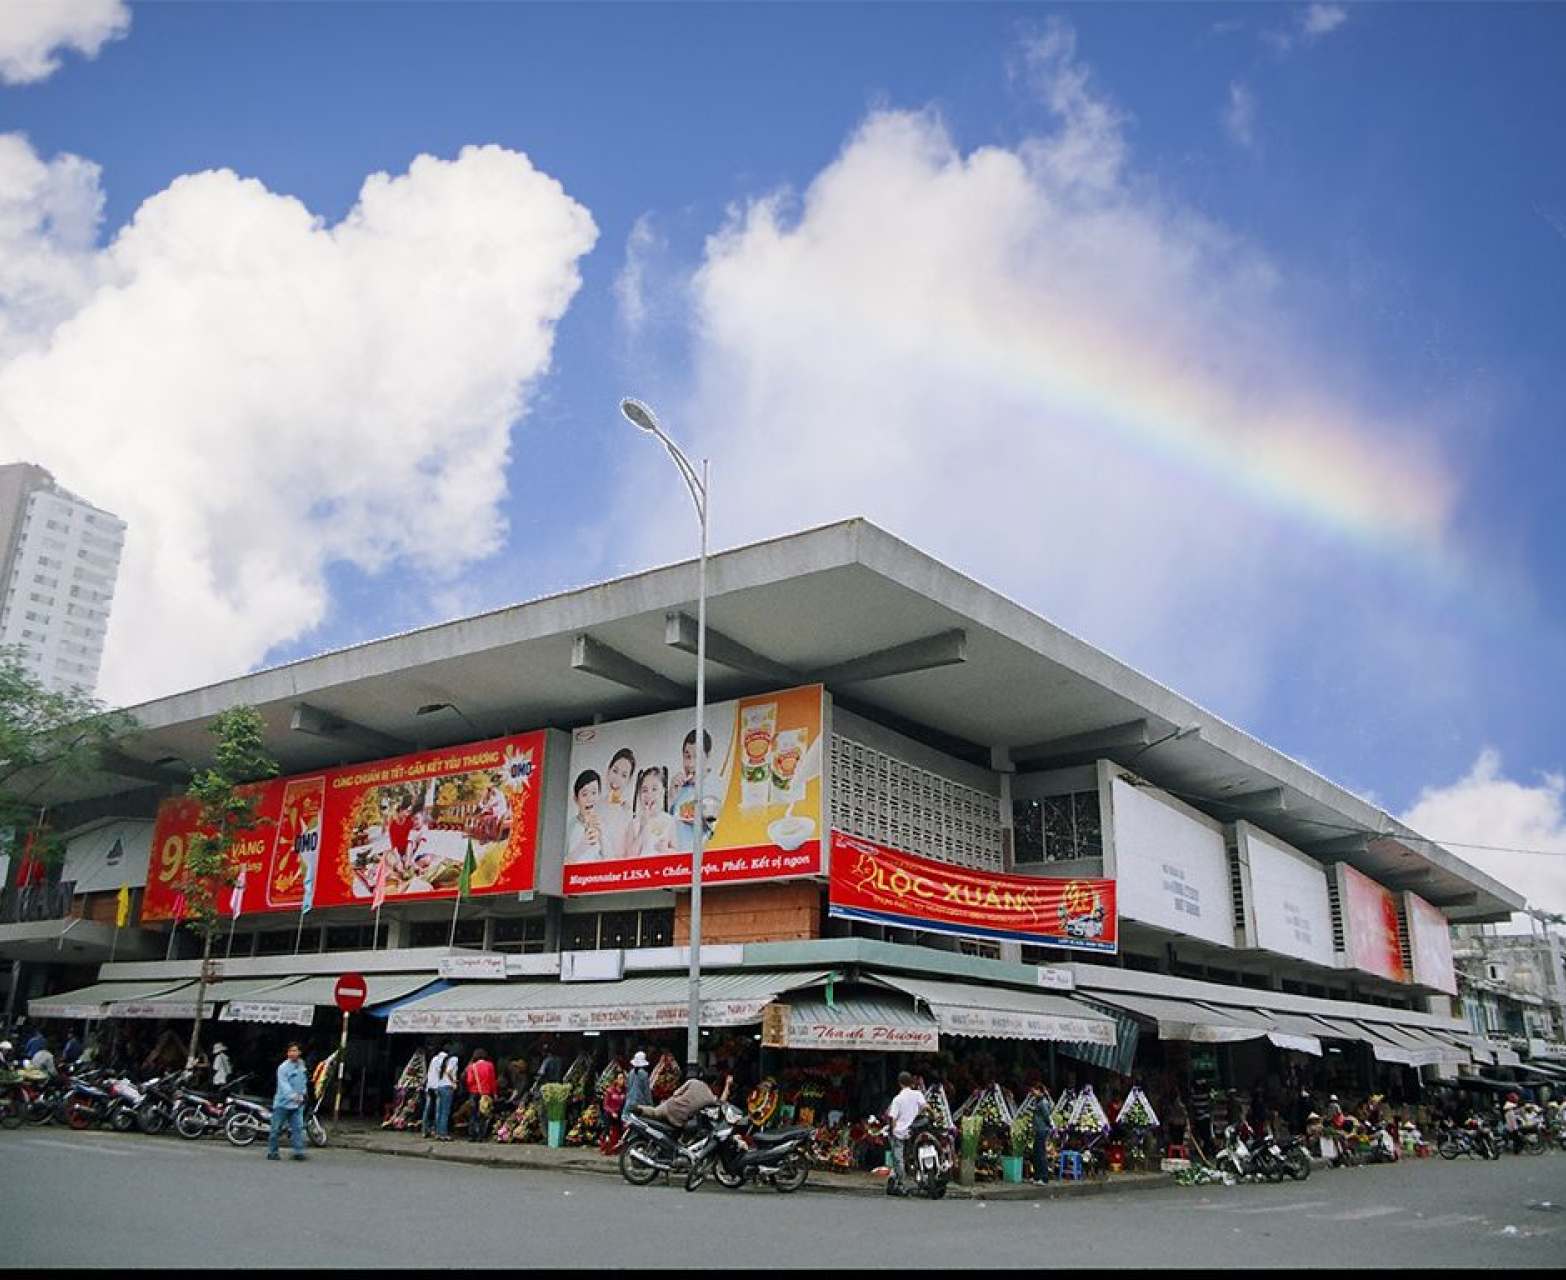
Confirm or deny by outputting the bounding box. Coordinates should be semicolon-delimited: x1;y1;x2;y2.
28;978;195;1021
1311;1016;1424;1067
1491;1042;1522;1067
221;973;441;1026
1459;1035;1497;1065
1513;1061;1566;1082
1086;992;1271;1044
1385;1024;1472;1067
781;993;940;1053
1193;1002;1326;1055
869;974;1116;1045
105;977;305;1021
386;970;831;1035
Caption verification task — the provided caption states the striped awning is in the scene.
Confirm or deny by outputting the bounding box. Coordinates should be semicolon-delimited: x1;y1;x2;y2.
869;974;1116;1046
221;974;441;1026
782;993;940;1052
1086;992;1271;1044
105;977;307;1020
28;978;195;1021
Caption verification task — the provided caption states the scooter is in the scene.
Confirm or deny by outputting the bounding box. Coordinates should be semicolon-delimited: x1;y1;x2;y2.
223;1091;328;1149
903;1111;953;1199
681;1100;814;1193
617;1105;711;1185
172;1073;252;1140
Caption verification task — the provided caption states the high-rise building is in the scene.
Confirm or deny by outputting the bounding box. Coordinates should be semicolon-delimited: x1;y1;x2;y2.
0;462;125;696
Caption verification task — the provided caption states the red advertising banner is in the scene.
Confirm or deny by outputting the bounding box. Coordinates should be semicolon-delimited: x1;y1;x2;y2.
827;832;1118;953
1338;862;1408;983
563;685;824;895
143;732;546;921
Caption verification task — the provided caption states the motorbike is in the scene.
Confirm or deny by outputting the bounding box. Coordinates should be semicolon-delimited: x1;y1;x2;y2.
61;1074;138;1132
223;1091;328;1149
172;1073;252;1140
617;1104;713;1185
902;1111;953;1199
1216;1124;1265;1182
1437;1118;1499;1161
681;1100;814;1193
1261;1130;1312;1181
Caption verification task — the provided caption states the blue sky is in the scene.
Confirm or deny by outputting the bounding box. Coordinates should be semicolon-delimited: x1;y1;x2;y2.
1;2;1563;913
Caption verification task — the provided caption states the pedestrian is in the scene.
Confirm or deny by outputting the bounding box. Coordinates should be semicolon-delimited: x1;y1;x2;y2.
422;1043;450;1138
623;1050;653;1115
1028;1083;1053;1185
885;1070;925;1197
210;1041;234;1089
266;1042;309;1162
22;1025;45;1062
465;1048;496;1143
61;1027;83;1067
28;1036;58;1080
537;1042;565;1086
433;1042;459;1140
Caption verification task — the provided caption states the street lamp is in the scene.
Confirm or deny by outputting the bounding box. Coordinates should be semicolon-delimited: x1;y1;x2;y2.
621;397;709;1078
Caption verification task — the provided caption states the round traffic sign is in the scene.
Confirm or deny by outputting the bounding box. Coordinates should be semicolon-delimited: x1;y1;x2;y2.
334;972;368;1012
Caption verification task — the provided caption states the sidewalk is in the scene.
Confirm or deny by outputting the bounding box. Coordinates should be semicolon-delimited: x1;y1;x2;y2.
326;1119;1175;1199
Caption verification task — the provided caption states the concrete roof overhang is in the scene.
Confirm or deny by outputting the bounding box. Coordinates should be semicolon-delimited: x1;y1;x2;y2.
37;518;1521;923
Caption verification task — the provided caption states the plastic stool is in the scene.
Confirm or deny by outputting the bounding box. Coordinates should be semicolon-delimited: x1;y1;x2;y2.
1057;1151;1084;1181
1165;1144;1188;1161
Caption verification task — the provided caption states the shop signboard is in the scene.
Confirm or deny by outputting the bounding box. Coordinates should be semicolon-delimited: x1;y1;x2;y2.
1403;891;1457;995
1335;862;1407;983
784;1017;939;1053
1234;823;1336;967
438;954;509;980
1108;776;1233;948
388;994;777;1036
562;684;824;896
222;1001;315;1026
761;1002;790;1048
142;731;548;921
826;831;1118;953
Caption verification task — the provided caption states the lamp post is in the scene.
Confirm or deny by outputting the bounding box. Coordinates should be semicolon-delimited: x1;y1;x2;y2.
621;397;709;1077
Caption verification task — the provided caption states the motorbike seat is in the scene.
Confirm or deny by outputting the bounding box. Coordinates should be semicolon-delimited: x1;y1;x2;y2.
751;1126;812;1145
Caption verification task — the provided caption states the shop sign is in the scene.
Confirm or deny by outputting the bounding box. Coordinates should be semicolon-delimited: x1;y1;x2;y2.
222;1001;315;1026
785;1019;938;1052
827;832;1117;953
1336;863;1407;983
143;730;548;921
562;685;824;896
1403;891;1457;995
1035;967;1074;991
388;995;777;1037
438;954;508;980
107;1001;201;1020
936;1006;1114;1045
761;1002;789;1048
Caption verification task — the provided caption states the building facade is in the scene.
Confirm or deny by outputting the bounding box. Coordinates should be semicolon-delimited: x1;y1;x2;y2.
0;461;125;696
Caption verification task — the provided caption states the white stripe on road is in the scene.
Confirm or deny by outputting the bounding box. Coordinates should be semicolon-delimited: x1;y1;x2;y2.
1193;1200;1332;1214
1312;1205;1403;1221
20;1137;136;1157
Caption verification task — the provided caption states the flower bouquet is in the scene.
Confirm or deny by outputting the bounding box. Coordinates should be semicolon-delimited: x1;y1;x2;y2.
494;1098;540;1144
1116;1085;1159;1167
1049;1087;1077;1139
540;1082;572;1126
1065;1084;1111;1155
384;1049;426;1130
649;1052;682;1102
565;1101;603;1146
747;1077;780;1128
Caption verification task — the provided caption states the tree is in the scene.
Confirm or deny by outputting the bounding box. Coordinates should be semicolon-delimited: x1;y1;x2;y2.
178;705;278;1070
0;643;138;871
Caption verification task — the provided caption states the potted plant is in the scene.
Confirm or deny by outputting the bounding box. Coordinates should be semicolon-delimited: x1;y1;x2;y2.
1003;1115;1030;1183
541;1082;571;1147
958;1114;982;1185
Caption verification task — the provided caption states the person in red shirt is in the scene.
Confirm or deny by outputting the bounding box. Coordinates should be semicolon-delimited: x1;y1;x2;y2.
465;1048;497;1143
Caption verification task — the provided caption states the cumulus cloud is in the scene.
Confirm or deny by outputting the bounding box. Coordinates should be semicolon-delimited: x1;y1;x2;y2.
0;136;597;704
615;19;1457;718
1225;80;1258;150
1401;751;1566;922
0;0;129;85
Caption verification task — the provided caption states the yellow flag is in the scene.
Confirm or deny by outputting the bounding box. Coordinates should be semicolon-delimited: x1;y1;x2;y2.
116;884;130;928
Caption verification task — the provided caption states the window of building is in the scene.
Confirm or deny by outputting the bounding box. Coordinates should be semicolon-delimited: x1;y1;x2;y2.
490;915;548;954
562;913;600;951
257;928;319;955
1012;789;1104;864
325;923;388;951
409;918;484;948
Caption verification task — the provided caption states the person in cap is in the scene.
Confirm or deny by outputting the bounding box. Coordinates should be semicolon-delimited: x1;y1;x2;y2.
210;1041;234;1089
623;1050;653;1116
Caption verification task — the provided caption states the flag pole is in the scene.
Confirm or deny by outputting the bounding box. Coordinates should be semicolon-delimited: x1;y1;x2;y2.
447;883;461;948
109;919;120;963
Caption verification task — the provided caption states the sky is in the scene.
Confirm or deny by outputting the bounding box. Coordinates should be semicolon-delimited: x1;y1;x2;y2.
1;1;1563;920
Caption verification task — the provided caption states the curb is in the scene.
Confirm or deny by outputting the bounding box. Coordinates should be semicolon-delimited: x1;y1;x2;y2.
327;1127;1175;1199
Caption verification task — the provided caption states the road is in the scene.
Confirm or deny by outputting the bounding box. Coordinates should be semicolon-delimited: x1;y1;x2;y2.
2;1129;1562;1268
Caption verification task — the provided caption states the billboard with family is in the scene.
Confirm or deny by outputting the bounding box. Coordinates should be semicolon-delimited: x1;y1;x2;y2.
562;684;824;895
142;731;548;920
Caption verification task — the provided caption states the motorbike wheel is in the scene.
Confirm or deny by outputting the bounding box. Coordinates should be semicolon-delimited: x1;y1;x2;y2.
683;1158;711;1193
173;1105;208;1140
27;1096;60;1126
1522;1133;1545;1156
618;1137;661;1186
65;1101;94;1131
109;1106;138;1134
1286;1149;1311;1181
926;1176;949;1200
771;1152;809;1194
137;1103;170;1136
224;1111;260;1147
0;1092;24;1129
1437;1139;1462;1161
307;1115;328;1148
713;1161;746;1190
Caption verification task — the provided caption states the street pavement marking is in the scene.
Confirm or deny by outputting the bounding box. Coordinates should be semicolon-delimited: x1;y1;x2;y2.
21;1137;136;1157
1311;1205;1403;1221
1192;1200;1332;1214
1407;1214;1488;1228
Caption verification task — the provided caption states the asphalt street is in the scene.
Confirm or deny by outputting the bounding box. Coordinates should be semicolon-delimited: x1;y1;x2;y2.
2;1128;1562;1269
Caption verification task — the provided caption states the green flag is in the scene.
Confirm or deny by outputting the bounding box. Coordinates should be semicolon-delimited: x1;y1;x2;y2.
458;839;476;899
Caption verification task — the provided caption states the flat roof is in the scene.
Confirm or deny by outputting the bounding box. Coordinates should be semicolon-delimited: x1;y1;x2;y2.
49;517;1521;921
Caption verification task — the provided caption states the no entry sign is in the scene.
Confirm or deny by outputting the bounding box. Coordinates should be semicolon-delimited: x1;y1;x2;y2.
334;973;368;1012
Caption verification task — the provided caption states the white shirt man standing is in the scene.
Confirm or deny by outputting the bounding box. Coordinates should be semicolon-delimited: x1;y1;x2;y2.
886;1071;925;1196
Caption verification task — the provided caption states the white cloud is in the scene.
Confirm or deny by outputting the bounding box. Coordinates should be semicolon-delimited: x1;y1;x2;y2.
1264;3;1349;54
614;213;662;339
0;137;597;704
1226;80;1258;150
614;22;1457;722
1400;750;1566;921
0;0;129;85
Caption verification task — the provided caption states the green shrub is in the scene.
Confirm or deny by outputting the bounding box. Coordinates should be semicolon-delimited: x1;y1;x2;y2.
540;1082;571;1124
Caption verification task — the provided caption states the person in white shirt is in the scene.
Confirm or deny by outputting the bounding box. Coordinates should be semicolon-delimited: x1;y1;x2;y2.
210;1042;233;1089
422;1045;451;1138
886;1071;926;1196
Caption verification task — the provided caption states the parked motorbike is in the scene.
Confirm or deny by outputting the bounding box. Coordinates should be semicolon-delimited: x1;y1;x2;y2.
1437;1118;1499;1161
903;1111;953;1199
223;1091;328;1149
61;1074;138;1132
681;1100;814;1193
172;1073;252;1140
617;1105;712;1185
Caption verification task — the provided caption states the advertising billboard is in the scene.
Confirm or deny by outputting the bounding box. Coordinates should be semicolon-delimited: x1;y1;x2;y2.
143;731;547;920
562;684;824;895
827;831;1118;953
1335;862;1407;983
1108;774;1233;947
1404;890;1457;995
1234;823;1336;967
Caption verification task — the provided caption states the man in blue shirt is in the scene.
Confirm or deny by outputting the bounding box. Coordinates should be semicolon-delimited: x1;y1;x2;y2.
267;1042;309;1161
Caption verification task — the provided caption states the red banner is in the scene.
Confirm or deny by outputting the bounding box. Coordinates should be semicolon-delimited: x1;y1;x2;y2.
144;732;546;921
827;832;1118;953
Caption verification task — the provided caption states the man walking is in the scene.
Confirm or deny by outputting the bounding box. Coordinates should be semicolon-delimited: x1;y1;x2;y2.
267;1042;309;1162
886;1071;925;1197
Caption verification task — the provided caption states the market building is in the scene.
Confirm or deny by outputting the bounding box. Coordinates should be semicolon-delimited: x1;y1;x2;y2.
3;518;1536;1166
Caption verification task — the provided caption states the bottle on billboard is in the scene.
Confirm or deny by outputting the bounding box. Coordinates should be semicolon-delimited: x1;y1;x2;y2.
740;702;778;809
769;728;808;806
267;778;326;909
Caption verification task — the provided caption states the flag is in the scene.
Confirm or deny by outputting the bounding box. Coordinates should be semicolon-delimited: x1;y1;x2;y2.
229;867;247;919
172;891;187;923
370;853;388;911
300;854;315;916
115;884;131;929
457;839;476;900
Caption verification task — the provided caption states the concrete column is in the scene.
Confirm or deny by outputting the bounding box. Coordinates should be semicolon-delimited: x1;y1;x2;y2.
992;745;1022;965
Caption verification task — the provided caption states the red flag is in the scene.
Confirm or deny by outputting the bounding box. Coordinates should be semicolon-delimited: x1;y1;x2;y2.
16;826;45;887
370;854;389;911
172;891;187;923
